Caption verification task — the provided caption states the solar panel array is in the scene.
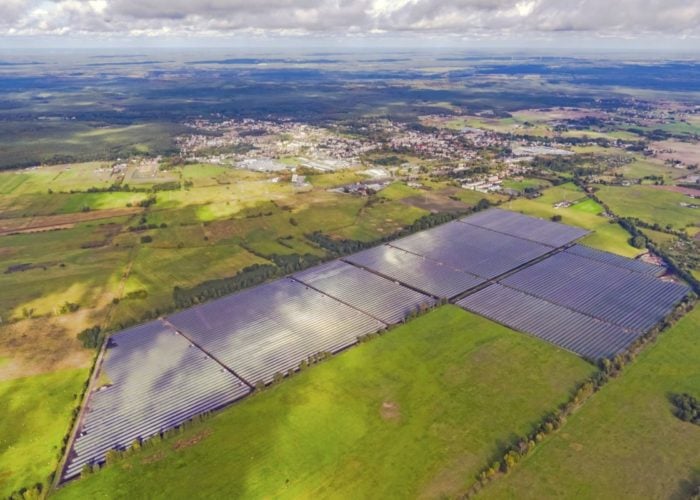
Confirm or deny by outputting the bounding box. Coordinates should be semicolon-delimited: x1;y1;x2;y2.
167;278;385;385
500;252;689;333
390;221;553;279
62;208;689;481
457;285;639;360
64;321;250;480
344;245;485;299
460;208;590;247
566;244;665;277
293;260;436;324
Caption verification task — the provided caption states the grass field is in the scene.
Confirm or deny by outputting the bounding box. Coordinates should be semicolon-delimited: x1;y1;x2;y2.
54;306;594;500
595;185;700;231
483;306;700;500
503;183;642;257
0;368;88;497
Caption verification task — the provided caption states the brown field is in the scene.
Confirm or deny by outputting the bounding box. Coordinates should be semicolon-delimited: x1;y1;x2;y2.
651;140;700;166
0;207;142;236
0;311;95;380
649;184;700;196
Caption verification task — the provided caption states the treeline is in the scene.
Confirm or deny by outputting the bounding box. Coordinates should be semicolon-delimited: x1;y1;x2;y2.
173;263;278;309
63;181;182;194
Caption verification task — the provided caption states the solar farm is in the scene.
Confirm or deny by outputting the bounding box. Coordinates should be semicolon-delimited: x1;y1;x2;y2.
62;208;690;481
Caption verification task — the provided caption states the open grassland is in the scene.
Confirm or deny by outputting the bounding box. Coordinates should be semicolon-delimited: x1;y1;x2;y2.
595;184;700;231
0;368;88;497
618;158;688;181
54;306;594;500
504;183;641;257
484;306;700;500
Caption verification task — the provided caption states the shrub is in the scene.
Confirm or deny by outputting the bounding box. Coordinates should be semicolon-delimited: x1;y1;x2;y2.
77;326;103;349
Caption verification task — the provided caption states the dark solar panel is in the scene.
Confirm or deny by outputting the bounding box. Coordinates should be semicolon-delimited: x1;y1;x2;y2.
566;244;665;277
344;244;485;298
460;208;590;247
500;252;689;332
457;284;639;360
63;321;250;480
389;221;552;279
167;279;385;385
293;260;436;324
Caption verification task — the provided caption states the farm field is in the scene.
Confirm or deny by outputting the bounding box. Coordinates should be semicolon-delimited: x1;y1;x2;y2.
0;368;88;497
483;306;700;500
503;183;642;257
54;306;594;500
595;184;700;231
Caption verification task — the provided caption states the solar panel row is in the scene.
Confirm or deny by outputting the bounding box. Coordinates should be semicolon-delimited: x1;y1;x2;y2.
167;279;386;385
390;221;552;279
565;244;665;277
64;321;250;480
344;245;485;299
293;260;436;324
457;284;640;360
500;252;689;332
460;208;590;247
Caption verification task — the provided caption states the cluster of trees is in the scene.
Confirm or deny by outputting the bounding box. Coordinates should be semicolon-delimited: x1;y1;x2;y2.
77;326;104;349
671;393;699;425
267;253;323;274
173;263;278;309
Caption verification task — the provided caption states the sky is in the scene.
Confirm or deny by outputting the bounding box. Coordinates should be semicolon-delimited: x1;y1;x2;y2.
0;0;699;52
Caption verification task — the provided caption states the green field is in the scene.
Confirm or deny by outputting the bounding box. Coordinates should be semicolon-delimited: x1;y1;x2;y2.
484;306;700;499
595;185;700;231
503;183;642;257
55;306;594;499
0;368;88;497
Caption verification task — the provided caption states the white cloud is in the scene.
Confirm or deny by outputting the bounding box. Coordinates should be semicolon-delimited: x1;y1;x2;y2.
1;0;699;39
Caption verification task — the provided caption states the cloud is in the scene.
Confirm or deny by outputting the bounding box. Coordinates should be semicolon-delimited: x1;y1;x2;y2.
1;0;699;39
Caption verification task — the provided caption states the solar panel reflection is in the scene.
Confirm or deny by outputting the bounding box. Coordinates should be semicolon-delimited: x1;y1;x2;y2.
167;279;385;385
460;208;590;247
293;260;436;324
390;221;552;279
344;245;485;298
63;321;250;480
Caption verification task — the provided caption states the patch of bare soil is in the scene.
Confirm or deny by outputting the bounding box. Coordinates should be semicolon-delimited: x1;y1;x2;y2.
380;401;401;421
0;311;95;381
401;192;466;213
141;451;165;465
173;429;213;451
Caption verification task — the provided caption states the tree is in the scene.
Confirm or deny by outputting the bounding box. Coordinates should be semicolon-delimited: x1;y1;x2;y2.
631;234;647;249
